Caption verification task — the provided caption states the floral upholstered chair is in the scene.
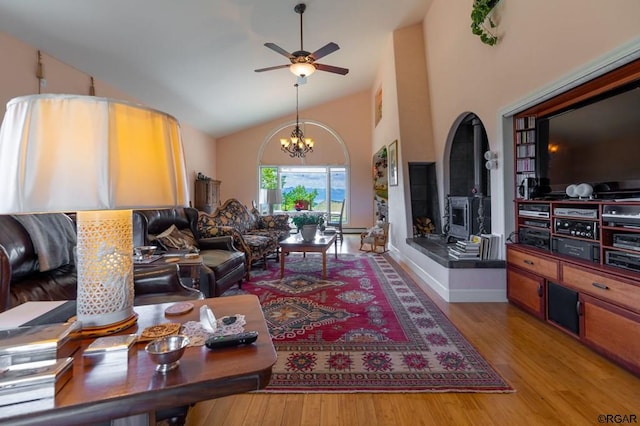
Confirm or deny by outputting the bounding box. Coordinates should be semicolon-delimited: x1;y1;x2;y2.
196;199;289;279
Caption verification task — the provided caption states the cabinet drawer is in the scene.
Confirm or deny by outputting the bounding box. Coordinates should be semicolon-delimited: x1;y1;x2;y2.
507;247;559;281
562;264;640;313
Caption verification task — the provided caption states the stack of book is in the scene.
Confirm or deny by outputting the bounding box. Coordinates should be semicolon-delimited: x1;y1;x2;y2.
0;322;80;408
477;234;502;260
448;234;503;260
448;239;481;260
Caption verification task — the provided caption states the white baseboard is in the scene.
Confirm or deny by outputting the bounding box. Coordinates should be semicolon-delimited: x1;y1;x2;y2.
391;243;507;303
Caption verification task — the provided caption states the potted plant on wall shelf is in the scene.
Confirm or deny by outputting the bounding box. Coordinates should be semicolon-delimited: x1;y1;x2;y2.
471;0;500;46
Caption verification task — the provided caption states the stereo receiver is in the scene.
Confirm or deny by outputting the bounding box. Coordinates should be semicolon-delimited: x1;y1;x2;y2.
553;219;598;240
612;233;640;251
552;237;600;262
553;207;598;219
519;203;550;218
605;250;640;273
523;219;550;228
519;228;550;250
602;204;640;227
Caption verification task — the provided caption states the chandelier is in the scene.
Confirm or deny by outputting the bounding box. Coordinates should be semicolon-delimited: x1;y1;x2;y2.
281;83;314;158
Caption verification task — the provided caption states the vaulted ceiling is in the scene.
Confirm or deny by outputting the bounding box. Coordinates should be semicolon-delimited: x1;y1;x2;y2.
0;0;432;137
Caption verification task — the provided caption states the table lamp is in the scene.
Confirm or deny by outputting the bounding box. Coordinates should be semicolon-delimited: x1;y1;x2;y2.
0;94;188;331
265;189;282;215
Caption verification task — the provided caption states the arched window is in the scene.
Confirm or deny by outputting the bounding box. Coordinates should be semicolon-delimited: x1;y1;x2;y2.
257;120;350;224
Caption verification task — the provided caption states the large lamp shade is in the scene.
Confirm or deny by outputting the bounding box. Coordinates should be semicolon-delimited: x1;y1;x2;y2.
0;94;189;328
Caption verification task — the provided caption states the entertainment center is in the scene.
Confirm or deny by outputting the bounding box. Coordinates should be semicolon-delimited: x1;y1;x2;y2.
507;58;640;376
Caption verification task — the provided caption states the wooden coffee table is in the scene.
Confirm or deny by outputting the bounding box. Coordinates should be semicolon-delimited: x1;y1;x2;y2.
279;233;337;279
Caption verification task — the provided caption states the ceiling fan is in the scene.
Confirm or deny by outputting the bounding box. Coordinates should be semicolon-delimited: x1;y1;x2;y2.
254;3;349;79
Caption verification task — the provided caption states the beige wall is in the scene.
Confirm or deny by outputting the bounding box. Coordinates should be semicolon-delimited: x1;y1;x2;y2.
393;0;640;263
2;0;639;243
370;23;435;249
0;31;217;205
216;90;373;228
371;35;401;236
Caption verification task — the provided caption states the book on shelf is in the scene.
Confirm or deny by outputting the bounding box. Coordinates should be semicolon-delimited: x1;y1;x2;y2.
448;246;480;260
456;239;480;249
477;234;502;260
448;238;483;259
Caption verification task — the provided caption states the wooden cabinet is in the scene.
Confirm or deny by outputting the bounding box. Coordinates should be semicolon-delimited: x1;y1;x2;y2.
194;179;220;213
580;294;640;376
507;265;545;319
507;246;558;281
508;200;640;375
506;245;555;319
507;59;640;376
562;263;640;314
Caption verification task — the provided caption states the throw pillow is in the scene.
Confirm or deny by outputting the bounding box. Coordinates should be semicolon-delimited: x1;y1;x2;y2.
152;224;198;251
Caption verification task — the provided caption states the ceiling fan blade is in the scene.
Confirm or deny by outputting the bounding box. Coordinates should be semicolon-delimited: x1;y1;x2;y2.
264;42;293;59
310;42;339;61
254;64;290;73
315;63;349;75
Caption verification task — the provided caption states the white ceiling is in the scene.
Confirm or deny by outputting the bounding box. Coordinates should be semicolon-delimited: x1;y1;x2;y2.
0;0;431;138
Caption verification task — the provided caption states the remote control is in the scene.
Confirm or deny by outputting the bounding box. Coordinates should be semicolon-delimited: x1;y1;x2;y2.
205;331;259;349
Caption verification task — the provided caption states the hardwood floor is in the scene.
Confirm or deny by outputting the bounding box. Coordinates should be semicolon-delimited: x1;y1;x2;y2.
186;234;640;426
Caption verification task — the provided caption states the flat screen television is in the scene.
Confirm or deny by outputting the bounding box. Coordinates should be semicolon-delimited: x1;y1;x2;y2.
537;81;640;197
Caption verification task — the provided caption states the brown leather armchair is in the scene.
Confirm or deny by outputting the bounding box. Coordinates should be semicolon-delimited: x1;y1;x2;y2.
133;207;246;297
133;264;203;305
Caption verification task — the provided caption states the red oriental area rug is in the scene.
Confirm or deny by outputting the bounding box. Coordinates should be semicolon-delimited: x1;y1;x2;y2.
229;253;513;393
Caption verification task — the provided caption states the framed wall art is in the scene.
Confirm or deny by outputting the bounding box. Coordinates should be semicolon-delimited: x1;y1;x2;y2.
373;146;388;221
388;140;398;186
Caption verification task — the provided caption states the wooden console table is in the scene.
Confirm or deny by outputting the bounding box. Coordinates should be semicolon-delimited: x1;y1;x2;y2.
0;295;276;426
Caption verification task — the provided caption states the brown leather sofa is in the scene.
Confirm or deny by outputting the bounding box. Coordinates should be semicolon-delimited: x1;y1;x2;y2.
133;207;246;297
0;214;202;313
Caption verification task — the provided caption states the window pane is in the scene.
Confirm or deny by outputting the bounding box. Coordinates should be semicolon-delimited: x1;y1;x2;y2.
330;167;346;222
258;166;348;224
281;167;327;212
259;166;280;214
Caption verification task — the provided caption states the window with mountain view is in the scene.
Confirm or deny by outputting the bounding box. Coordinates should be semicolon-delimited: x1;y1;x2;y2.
259;166;347;223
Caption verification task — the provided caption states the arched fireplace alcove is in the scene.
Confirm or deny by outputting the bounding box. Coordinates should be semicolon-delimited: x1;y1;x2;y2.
447;113;490;197
405;112;505;303
444;113;492;240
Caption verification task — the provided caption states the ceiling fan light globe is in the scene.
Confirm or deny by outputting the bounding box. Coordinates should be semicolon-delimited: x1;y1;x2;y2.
290;62;316;77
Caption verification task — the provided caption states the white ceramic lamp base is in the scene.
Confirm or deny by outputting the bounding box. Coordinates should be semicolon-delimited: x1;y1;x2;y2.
76;210;135;328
